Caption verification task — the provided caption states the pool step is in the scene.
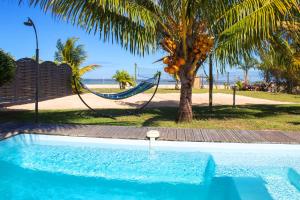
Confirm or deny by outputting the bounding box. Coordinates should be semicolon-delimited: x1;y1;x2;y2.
203;156;216;184
1;143;216;185
208;177;274;200
0;160;210;200
288;168;300;191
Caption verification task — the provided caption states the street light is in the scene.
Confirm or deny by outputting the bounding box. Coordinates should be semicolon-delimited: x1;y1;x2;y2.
24;17;39;123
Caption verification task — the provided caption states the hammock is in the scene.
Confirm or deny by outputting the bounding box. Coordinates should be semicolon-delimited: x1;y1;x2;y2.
79;72;161;100
73;72;161;117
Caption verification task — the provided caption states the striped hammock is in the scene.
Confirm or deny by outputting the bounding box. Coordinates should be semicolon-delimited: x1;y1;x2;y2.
80;72;161;100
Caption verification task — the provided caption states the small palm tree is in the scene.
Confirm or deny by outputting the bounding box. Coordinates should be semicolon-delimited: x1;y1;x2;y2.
54;37;99;92
234;54;259;84
112;70;135;89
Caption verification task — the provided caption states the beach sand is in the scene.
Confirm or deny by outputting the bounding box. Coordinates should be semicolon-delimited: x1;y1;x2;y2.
6;93;291;110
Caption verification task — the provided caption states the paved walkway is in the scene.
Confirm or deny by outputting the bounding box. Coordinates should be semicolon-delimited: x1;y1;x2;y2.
0;123;299;144
6;93;291;110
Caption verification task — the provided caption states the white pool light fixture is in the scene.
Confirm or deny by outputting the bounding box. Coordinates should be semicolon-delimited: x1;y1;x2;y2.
147;130;160;141
147;130;160;149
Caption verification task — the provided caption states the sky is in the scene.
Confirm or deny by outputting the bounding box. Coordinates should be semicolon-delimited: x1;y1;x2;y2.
0;0;260;81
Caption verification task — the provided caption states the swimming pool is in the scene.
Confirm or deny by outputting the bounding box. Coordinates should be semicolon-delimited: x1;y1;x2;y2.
0;134;300;200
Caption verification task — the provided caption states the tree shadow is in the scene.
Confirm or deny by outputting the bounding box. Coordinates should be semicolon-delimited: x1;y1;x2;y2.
141;104;300;126
0;104;299;128
288;121;300;126
193;104;300;120
117;100;180;108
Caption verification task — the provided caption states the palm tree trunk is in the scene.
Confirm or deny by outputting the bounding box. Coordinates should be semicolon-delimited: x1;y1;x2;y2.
265;70;270;83
177;69;194;123
175;79;180;90
244;70;249;84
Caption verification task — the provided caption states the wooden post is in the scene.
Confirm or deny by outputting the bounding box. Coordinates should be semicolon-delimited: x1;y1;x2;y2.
193;76;200;89
215;69;219;89
227;72;230;89
209;54;213;111
35;48;39;123
134;63;137;82
233;86;236;108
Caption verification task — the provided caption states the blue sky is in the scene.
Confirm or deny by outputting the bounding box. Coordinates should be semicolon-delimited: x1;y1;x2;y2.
0;0;260;81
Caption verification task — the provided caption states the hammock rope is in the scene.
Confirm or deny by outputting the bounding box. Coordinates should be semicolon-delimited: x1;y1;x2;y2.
80;73;159;100
74;72;161;117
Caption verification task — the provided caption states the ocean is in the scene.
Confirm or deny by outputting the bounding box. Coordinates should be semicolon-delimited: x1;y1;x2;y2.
83;70;263;85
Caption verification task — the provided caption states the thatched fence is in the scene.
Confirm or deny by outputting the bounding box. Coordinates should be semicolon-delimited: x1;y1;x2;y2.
0;58;72;107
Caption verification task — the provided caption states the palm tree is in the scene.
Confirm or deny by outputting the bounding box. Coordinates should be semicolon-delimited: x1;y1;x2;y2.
54;37;99;92
258;33;300;93
0;49;16;87
112;70;135;89
23;0;299;122
256;10;300;92
234;54;259;84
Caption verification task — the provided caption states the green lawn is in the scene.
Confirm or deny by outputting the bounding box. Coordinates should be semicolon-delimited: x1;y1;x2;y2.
91;88;300;103
1;104;300;131
218;90;300;103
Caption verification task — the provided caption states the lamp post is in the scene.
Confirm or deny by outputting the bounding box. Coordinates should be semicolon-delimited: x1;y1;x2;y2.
24;17;39;123
208;54;213;112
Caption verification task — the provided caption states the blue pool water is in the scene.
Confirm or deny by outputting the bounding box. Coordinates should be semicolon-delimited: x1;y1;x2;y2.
0;134;300;200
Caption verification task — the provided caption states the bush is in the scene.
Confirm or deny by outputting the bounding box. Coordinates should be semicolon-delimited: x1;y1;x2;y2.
112;70;135;89
235;80;243;90
0;49;16;87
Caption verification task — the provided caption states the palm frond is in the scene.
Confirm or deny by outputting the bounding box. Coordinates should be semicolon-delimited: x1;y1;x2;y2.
22;0;160;55
215;0;299;64
79;64;101;76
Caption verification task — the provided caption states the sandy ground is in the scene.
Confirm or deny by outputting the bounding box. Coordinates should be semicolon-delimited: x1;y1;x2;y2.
87;84;177;89
86;84;226;89
5;93;291;110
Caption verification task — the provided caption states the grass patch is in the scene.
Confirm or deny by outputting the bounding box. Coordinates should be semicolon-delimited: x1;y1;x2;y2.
218;90;300;103
1;104;300;131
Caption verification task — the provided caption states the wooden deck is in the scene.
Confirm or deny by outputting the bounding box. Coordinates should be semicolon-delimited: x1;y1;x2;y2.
0;122;300;144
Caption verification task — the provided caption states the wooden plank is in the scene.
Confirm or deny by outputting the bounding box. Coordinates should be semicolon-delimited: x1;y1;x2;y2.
193;129;204;142
1;123;300;144
281;132;300;143
131;126;147;139
200;129;211;142
168;129;177;141
255;131;294;144
201;129;226;142
101;126;119;138
246;130;270;143
217;130;232;143
157;127;169;140
230;130;252;143
176;128;186;141
184;129;194;141
223;130;242;143
165;128;177;141
215;129;235;143
121;126;135;139
106;128;120;139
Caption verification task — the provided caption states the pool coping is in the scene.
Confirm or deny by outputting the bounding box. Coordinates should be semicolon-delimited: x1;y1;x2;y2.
11;133;300;151
0;122;300;144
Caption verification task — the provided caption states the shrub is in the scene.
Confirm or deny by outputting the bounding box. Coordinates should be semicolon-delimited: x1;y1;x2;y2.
0;49;16;87
235;80;243;90
112;70;135;89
